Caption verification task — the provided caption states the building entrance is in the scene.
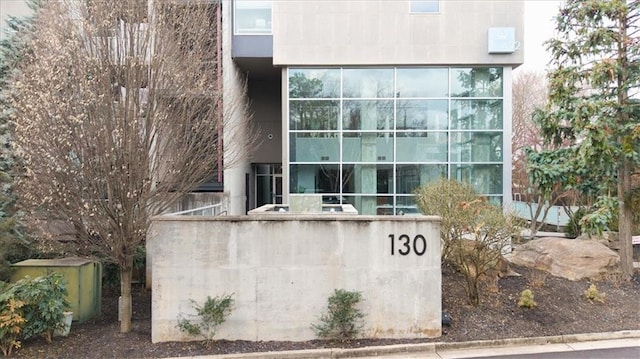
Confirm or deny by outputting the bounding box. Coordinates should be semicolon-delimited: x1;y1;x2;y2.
254;164;282;208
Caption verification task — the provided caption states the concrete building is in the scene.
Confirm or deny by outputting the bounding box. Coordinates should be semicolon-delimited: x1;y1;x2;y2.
225;0;523;216
2;0;524;216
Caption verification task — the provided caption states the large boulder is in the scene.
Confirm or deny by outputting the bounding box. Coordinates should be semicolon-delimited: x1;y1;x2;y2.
505;237;620;281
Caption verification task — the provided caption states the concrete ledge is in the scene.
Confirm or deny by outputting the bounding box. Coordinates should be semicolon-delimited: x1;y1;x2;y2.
332;343;436;358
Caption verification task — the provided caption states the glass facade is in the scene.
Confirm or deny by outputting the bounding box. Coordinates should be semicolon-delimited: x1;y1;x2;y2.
410;0;440;13
234;0;272;34
288;67;505;215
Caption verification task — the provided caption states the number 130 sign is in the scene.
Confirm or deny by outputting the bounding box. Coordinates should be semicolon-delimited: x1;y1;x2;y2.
389;234;427;256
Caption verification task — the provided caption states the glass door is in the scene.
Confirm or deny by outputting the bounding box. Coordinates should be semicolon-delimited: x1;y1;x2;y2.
255;164;282;208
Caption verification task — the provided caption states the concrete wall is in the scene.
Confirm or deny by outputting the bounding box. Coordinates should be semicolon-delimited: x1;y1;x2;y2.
272;0;524;66
223;0;252;215
150;215;442;342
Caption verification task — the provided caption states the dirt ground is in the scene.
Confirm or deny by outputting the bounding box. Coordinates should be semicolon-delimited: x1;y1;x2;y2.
12;265;640;359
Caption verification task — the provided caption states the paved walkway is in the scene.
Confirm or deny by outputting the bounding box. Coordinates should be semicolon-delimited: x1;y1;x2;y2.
165;330;640;359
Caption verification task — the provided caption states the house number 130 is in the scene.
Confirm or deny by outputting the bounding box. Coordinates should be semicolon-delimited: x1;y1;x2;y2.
389;234;427;256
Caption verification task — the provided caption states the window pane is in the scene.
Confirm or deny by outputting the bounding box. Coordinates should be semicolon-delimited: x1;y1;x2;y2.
451;100;503;130
234;0;272;34
410;0;439;13
343;68;394;98
289;100;339;130
452;164;503;195
396;68;448;97
342;164;393;194
450;132;503;162
343;100;393;130
289;133;339;162
289;69;340;98
342;132;393;162
451;68;503;97
342;195;382;215
396;164;447;194
396;132;448;162
397;100;448;130
290;164;340;194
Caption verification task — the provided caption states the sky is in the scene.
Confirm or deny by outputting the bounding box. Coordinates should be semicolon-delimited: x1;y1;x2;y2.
517;0;564;75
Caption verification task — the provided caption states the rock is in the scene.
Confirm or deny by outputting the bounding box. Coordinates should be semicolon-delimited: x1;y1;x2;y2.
505;237;620;281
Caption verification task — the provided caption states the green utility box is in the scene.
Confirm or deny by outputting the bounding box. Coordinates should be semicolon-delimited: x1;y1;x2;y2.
11;258;102;323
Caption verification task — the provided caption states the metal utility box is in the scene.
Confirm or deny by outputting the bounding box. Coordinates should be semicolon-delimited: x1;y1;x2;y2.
11;258;102;323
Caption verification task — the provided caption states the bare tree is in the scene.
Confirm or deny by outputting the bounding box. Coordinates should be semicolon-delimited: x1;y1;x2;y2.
512;71;575;236
8;0;251;333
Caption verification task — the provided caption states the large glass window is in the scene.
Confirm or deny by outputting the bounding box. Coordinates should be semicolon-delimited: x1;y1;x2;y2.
234;1;272;34
287;67;505;215
451;68;503;97
343;69;394;98
451;100;503;130
289;100;339;131
289;69;340;98
410;0;440;13
396;68;448;97
342;100;393;131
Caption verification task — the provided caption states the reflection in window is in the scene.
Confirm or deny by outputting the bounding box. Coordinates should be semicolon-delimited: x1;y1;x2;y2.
396;164;447;194
286;66;506;214
410;0;439;13
234;0;272;34
343;68;394;98
289;69;340;98
396;68;448;97
451;100;503;130
289;133;339;162
342;133;393;162
290;164;340;194
451;68;503;97
453;164;503;195
343;100;393;131
396;132;448;162
289;100;339;130
450;132;503;162
397;100;448;130
342;164;393;194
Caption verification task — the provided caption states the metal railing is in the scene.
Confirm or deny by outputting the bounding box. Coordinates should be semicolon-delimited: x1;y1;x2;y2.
167;203;225;216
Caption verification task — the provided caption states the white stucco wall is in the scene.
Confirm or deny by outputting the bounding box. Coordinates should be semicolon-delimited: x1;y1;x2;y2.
150;215;442;342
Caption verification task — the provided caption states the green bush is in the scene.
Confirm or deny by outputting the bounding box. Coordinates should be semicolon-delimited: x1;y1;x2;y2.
415;179;522;306
584;284;605;303
517;289;536;309
176;293;234;343
312;289;365;341
0;273;70;355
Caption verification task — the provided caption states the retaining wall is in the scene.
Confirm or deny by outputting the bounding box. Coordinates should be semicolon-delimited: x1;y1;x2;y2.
149;214;441;342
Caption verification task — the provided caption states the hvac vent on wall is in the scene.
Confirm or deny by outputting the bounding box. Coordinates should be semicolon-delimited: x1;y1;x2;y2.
487;27;519;54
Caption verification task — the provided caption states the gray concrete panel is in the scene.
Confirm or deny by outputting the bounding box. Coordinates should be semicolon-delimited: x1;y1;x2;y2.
150;215;441;342
272;0;524;66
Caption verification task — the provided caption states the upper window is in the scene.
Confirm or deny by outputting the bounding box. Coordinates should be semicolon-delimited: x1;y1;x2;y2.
234;0;272;35
410;0;439;13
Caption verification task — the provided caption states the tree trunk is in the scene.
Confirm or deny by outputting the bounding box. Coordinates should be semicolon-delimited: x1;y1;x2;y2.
618;164;633;281
120;265;133;333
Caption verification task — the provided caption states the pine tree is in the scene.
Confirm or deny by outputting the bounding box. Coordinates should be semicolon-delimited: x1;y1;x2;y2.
0;0;43;281
528;0;639;280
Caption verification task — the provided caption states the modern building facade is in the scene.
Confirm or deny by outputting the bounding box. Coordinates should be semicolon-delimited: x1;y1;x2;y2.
2;0;524;216
225;0;524;215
